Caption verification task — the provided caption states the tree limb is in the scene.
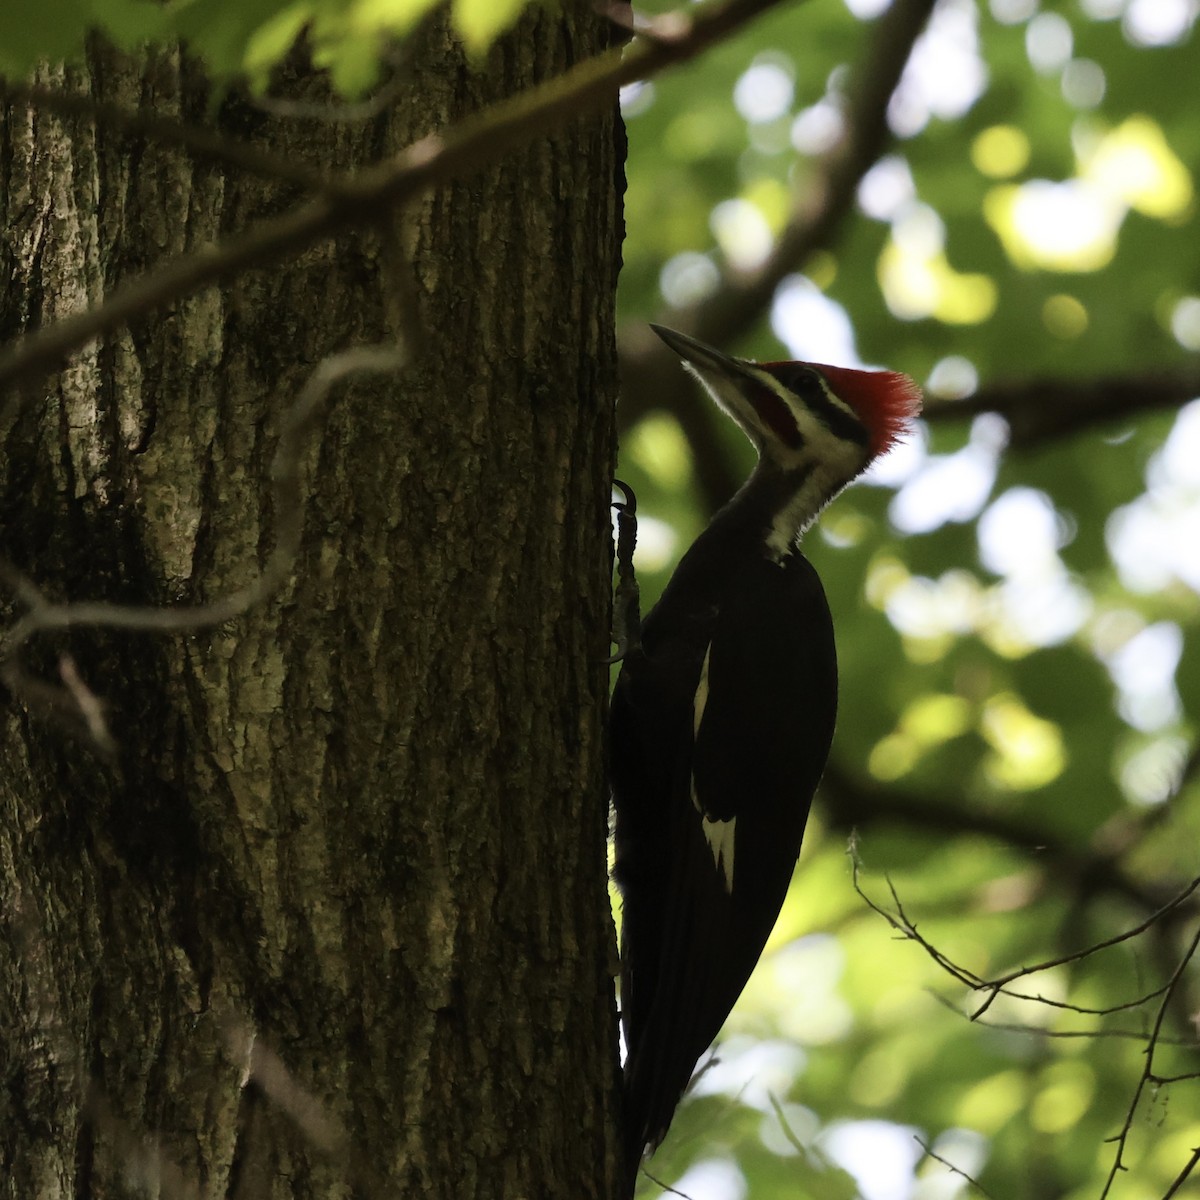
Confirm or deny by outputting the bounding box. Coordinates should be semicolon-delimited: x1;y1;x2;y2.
0;0;789;398
617;0;936;509
821;761;1175;914
923;364;1200;447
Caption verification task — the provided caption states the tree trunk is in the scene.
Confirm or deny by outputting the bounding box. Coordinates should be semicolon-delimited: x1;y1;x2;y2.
1;10;624;1199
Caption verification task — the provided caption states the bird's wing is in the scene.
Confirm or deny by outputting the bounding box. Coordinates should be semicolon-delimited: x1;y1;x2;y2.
690;552;837;926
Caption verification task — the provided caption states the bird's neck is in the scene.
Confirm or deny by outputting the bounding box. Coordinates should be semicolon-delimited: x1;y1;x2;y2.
642;455;852;654
727;457;846;562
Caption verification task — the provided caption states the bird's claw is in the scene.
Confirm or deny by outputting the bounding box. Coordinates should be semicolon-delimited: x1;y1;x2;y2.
608;478;643;664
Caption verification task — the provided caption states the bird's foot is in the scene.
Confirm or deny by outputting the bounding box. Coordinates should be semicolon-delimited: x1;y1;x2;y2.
607;479;643;664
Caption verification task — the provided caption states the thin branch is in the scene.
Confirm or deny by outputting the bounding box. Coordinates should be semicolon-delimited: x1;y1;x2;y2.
0;0;789;397
220;1018;388;1197
1;346;405;742
638;1167;696;1200
1100;922;1200;1198
976;980;1172;1018
914;1135;995;1199
927;991;1197;1046
854;846;1200;1006
1163;1147;1200;1200
974;874;1200;1003
244;1037;346;1154
865;861;1200;1196
858;851;1200;1195
768;1092;810;1158
0;558;47;610
83;1087;200;1200
924;365;1200;447
57;655;115;754
848;844;983;990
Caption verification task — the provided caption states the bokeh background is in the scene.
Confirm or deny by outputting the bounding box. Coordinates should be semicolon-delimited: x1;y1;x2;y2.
613;1;1200;1196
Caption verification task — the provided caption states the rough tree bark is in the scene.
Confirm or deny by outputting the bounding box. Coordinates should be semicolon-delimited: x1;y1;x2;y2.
0;9;623;1198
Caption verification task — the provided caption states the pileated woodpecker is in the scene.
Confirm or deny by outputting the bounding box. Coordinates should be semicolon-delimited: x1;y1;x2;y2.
611;325;921;1182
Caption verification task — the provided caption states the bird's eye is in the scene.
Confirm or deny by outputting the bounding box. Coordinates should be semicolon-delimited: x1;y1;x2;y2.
773;365;822;399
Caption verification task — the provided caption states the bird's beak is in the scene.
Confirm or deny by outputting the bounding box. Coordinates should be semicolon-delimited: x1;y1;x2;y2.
650;325;755;384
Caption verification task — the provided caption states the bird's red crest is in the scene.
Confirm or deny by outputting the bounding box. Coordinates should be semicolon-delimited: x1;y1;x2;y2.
817;363;922;459
763;360;923;460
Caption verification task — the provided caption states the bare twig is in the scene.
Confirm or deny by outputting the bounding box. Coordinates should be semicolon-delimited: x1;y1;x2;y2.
768;1092;810;1158
914;1135;995;1199
856;847;1200;1196
848;850;982;988
219;1018;394;1197
851;845;1200;1017
968;873;1200;1018
243;1037;346;1154
690;0;937;349
1163;1147;1200;1200
927;992;1196;1046
1100;922;1200;1197
1150;1071;1200;1085
638;1168;697;1200
973;979;1173;1018
0;0;789;397
57;655;116;754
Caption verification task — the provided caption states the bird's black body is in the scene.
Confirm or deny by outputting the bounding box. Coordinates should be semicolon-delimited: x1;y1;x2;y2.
610;325;920;1187
611;485;837;1161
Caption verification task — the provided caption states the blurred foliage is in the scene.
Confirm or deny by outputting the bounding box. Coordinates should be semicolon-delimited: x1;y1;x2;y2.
5;0;1198;1193
0;0;537;91
617;1;1200;1197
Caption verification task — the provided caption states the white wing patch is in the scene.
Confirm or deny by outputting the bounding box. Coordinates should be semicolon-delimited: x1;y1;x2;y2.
690;643;735;891
693;644;712;739
702;815;736;893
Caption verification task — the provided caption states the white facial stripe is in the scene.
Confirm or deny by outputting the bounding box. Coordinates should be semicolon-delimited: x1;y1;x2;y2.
702;815;736;893
750;370;859;459
816;373;860;422
766;460;854;553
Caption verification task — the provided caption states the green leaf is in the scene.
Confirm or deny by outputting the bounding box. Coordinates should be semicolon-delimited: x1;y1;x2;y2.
242;3;312;85
451;0;536;56
0;0;88;75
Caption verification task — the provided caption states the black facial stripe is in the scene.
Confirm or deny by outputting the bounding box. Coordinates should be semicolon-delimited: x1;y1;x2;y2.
812;394;869;447
772;366;869;449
